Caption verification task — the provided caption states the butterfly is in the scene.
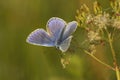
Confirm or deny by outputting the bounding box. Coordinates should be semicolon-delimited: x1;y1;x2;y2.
26;17;78;52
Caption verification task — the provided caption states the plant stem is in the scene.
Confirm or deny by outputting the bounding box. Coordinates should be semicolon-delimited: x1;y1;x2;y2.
105;28;120;80
108;33;120;80
84;50;115;71
108;33;117;66
116;66;120;80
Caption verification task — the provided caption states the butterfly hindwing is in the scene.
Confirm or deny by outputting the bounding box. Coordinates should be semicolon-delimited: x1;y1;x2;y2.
59;36;73;52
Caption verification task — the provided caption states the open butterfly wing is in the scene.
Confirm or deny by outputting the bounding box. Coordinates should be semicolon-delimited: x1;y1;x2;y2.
62;21;77;40
47;17;66;41
26;29;55;47
59;36;73;52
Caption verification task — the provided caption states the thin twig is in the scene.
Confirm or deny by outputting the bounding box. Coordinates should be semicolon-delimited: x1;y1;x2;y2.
106;28;120;80
84;50;115;71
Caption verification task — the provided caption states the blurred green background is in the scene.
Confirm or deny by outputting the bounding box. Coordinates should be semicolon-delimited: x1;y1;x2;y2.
0;0;119;80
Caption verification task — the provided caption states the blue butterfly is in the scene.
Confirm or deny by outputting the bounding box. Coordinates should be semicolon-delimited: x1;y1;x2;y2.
26;17;78;52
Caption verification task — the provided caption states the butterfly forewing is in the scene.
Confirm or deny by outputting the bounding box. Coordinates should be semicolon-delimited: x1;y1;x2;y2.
62;21;77;40
47;17;66;41
26;29;55;47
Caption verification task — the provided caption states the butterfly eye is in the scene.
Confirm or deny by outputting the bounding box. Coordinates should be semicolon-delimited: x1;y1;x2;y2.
56;46;59;50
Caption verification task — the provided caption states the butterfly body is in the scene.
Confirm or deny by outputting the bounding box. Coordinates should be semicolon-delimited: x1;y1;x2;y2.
26;17;77;52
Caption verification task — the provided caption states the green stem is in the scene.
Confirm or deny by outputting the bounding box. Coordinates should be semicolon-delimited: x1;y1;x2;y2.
108;35;120;80
106;29;120;80
116;66;120;80
108;33;117;66
84;50;115;71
